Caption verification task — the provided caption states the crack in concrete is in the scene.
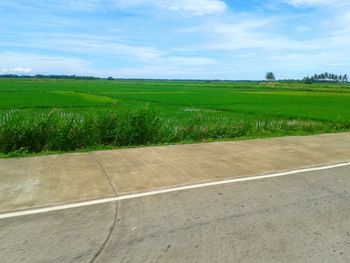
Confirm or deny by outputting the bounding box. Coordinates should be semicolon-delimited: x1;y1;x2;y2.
89;201;120;263
91;153;118;196
89;153;120;263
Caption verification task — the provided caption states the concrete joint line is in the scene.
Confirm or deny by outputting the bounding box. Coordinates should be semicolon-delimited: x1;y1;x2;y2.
1;161;350;220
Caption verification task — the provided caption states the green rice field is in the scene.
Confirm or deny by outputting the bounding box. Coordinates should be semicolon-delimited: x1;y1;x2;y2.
1;78;350;156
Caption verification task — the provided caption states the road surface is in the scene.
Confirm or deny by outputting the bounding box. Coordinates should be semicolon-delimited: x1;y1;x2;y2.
1;164;350;263
1;132;350;213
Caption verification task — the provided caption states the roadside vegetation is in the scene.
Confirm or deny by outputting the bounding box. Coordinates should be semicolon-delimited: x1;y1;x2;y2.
1;78;350;156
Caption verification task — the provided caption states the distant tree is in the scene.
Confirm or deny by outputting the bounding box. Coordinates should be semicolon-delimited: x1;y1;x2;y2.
265;72;276;81
303;76;313;84
107;76;114;80
343;74;348;83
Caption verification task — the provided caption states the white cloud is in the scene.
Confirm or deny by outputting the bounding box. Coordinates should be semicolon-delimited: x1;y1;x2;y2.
1;0;227;15
13;67;32;73
0;52;92;75
157;0;227;15
0;51;217;78
181;17;304;51
0;34;165;61
285;0;349;7
1;67;32;74
165;56;217;66
95;54;218;78
115;0;227;15
108;64;212;79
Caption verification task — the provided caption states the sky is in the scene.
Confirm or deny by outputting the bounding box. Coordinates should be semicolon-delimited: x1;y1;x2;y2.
0;0;349;80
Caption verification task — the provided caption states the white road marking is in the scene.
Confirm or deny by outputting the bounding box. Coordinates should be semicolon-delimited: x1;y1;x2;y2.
1;161;350;220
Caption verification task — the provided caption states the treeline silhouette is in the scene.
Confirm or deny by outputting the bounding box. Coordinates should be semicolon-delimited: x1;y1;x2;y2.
0;74;101;80
0;73;349;83
303;72;348;84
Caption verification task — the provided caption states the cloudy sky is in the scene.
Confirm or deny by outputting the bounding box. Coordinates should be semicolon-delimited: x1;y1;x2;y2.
0;0;349;79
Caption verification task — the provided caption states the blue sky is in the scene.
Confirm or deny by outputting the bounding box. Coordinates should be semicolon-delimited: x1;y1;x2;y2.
0;0;349;79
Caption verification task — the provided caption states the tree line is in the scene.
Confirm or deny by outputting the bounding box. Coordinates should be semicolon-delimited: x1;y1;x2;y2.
303;72;348;84
0;74;101;80
265;72;349;84
1;72;349;83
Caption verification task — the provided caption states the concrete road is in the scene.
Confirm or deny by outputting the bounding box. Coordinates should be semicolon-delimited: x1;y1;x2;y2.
2;132;350;213
1;165;350;263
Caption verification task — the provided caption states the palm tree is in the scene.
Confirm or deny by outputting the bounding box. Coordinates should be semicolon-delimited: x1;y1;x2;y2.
324;72;329;80
343;74;348;83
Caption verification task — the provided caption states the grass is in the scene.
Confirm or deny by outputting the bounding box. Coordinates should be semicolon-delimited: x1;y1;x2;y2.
1;78;350;156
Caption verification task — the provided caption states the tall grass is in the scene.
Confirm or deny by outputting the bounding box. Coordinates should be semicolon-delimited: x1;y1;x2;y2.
0;106;345;154
0;107;160;153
